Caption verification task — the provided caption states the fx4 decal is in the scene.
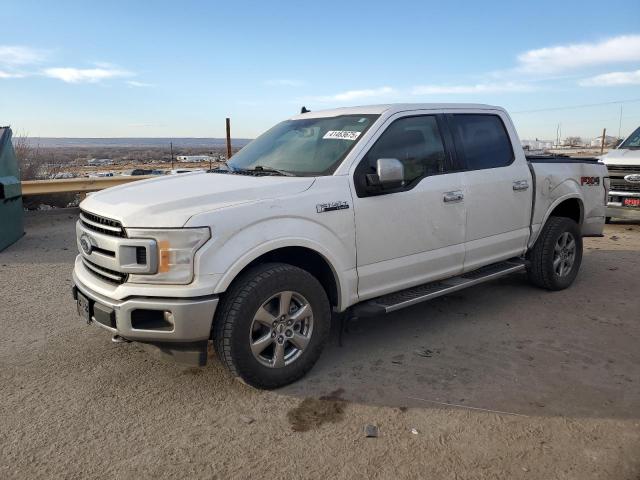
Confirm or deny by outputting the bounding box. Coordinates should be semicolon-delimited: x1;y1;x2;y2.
580;176;600;186
316;201;349;213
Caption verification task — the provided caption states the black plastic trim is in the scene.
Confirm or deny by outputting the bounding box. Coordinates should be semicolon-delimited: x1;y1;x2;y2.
527;155;600;164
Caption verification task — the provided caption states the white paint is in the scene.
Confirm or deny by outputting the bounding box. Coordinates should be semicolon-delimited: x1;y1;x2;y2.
77;103;607;312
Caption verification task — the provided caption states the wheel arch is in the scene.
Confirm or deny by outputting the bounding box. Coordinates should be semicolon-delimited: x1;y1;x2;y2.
530;194;584;247
548;196;583;224
214;241;345;311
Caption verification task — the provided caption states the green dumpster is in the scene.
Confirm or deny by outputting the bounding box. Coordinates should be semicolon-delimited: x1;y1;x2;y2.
0;127;24;251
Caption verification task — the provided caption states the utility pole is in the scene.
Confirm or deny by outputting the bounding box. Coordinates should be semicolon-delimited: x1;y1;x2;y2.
170;141;174;169
226;118;232;160
600;128;606;155
618;104;623;139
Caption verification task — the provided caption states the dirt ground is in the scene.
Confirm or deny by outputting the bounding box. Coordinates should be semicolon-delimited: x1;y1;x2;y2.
1;210;639;479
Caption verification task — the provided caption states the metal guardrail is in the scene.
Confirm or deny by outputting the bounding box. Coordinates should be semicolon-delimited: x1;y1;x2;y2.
21;175;154;196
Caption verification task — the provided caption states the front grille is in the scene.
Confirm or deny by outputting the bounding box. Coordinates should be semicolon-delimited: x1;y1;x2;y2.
607;165;640;174
80;210;125;237
610;180;640;193
82;257;128;284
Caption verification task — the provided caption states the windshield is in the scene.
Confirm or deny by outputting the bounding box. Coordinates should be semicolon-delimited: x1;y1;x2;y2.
619;126;640;149
227;114;378;176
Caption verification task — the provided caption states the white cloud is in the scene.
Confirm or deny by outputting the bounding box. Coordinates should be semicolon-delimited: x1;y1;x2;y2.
0;70;25;79
44;66;131;83
517;34;640;73
126;80;154;87
579;69;640;86
313;86;396;102
411;82;534;95
0;45;46;79
0;45;46;66
266;79;303;87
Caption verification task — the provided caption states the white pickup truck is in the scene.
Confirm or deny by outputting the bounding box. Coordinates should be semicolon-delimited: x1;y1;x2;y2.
72;103;607;388
600;125;640;222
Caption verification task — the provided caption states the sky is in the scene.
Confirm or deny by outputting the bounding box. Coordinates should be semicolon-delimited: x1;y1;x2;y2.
1;0;640;141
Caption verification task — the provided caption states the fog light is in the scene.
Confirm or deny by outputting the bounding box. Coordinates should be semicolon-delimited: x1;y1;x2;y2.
163;311;175;327
131;309;174;331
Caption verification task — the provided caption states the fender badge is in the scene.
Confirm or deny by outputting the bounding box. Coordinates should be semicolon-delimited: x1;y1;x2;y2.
580;176;600;186
316;201;349;213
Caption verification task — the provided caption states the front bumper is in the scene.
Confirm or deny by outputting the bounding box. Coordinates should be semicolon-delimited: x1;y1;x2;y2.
607;190;640;221
72;271;218;344
606;203;640;221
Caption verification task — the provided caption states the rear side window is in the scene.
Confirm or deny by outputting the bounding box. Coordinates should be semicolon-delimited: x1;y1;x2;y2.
449;114;514;170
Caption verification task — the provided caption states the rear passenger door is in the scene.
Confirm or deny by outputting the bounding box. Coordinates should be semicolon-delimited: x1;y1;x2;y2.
446;112;532;271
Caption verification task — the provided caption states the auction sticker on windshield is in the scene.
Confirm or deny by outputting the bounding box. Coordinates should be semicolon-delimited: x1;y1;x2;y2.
323;130;361;140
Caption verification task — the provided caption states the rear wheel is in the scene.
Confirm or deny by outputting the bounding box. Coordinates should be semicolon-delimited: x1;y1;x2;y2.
213;263;330;389
527;216;583;291
605;217;612;224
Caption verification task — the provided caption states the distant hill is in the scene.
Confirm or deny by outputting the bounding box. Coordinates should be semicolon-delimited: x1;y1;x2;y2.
25;137;253;148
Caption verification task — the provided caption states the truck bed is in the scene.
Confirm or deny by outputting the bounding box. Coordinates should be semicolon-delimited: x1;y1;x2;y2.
527;155;607;241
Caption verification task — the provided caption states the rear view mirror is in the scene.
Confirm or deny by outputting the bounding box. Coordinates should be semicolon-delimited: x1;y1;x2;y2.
366;158;404;189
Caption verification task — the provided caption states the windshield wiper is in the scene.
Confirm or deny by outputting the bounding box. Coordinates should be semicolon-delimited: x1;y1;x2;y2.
234;165;295;176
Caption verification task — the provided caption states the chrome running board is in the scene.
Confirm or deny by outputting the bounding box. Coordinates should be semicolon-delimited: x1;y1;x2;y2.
353;259;527;317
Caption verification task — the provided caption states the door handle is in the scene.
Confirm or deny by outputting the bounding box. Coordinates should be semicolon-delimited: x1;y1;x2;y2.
443;191;464;203
513;180;529;191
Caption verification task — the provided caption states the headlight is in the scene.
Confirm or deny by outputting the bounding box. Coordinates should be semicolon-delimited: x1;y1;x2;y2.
125;227;210;284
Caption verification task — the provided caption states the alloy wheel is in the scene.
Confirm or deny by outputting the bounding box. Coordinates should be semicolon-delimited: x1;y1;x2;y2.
249;291;314;368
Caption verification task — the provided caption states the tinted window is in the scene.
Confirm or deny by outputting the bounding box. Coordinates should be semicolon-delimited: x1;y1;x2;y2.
450;114;513;170
362;115;447;184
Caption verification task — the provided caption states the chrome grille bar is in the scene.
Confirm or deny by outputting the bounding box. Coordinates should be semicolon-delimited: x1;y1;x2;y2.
82;257;127;284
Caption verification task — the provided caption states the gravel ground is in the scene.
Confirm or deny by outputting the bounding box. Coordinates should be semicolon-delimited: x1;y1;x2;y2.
1;210;639;479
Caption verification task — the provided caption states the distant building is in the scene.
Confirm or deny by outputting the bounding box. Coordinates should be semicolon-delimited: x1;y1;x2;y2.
176;155;213;162
590;135;619;148
521;139;553;150
87;158;113;166
561;137;586;147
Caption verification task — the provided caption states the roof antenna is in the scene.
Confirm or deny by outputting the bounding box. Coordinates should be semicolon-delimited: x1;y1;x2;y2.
300;106;310;114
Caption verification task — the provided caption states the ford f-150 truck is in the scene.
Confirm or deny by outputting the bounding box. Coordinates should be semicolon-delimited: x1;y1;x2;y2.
600;125;640;222
72;103;608;388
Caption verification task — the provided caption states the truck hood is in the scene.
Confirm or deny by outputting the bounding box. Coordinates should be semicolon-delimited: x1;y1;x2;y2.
80;172;315;227
601;148;640;165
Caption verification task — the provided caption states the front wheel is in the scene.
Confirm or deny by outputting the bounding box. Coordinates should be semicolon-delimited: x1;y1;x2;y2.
213;263;331;389
527;216;583;291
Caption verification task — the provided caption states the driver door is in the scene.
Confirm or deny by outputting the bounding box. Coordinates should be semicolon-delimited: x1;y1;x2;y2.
350;113;467;301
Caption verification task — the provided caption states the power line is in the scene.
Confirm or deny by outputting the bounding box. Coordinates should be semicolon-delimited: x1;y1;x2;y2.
511;98;640;114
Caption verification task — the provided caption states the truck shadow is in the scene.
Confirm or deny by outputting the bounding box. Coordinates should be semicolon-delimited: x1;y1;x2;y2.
277;252;640;419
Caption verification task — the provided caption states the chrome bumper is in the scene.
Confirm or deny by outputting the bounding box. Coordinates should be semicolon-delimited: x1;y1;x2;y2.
72;271;218;343
607;203;640;220
607;191;640;220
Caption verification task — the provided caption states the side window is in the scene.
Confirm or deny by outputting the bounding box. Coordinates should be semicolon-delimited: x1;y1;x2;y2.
449;114;514;170
362;115;447;185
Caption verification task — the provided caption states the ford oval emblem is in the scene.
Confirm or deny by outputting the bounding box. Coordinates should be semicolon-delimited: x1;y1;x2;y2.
79;233;94;255
624;174;640;184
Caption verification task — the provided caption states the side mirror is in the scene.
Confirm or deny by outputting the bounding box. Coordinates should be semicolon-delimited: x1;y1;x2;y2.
366;158;404;190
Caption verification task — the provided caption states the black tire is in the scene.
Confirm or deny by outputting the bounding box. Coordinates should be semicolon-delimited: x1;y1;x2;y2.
213;262;331;389
605;217;612;224
526;216;583;291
